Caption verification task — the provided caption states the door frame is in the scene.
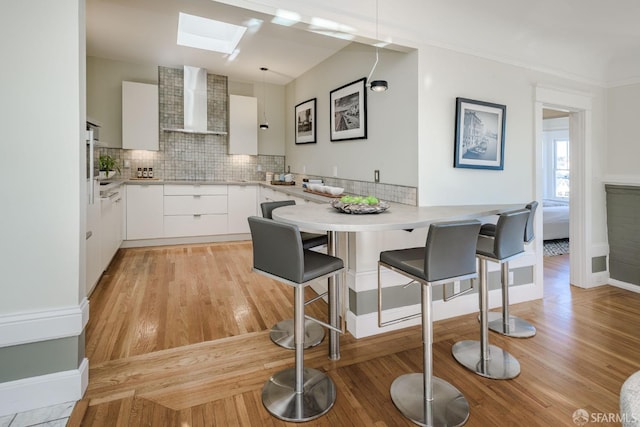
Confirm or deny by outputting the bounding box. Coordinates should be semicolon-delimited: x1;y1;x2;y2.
535;85;593;289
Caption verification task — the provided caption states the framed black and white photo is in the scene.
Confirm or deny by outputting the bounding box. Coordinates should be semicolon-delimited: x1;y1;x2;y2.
454;97;506;170
330;77;367;141
295;98;316;144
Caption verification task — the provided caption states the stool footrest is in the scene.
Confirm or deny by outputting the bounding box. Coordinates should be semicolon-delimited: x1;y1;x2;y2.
270;319;325;349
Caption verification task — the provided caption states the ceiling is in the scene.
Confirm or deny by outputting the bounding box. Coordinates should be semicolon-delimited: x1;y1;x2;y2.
86;0;640;87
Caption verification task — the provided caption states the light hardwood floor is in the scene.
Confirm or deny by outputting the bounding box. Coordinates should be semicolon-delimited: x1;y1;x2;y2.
71;246;640;426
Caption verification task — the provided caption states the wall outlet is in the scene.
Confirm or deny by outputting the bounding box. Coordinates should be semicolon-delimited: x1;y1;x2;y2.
124;159;131;168
453;281;461;293
374;170;380;183
257;164;262;171
509;271;514;285
302;165;306;173
332;165;338;177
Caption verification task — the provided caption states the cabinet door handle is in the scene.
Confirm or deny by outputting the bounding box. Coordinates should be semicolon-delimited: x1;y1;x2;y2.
193;214;202;218
193;195;201;198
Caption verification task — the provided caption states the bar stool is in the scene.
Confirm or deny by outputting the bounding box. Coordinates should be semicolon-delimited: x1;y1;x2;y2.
248;216;345;422
452;209;529;380
378;219;482;427
479;201;538;338
261;200;329;349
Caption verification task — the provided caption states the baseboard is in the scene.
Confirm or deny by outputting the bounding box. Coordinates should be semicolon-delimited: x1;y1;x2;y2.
609;278;640;293
0;357;88;417
0;298;89;348
120;233;251;248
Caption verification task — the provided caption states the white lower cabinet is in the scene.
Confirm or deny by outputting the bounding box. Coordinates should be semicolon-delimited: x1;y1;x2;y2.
125;183;260;242
228;185;257;233
163;185;228;238
100;187;124;269
126;184;164;240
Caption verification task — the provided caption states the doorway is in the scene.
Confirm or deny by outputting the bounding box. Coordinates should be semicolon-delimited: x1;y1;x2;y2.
541;109;570;258
535;85;593;289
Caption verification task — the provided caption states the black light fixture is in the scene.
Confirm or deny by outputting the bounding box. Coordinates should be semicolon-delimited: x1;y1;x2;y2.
259;67;269;129
366;0;388;92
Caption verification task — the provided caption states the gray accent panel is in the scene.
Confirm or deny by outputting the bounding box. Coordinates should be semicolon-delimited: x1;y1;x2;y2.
605;185;640;286
592;256;607;273
0;337;80;382
351;265;534;316
77;331;86;366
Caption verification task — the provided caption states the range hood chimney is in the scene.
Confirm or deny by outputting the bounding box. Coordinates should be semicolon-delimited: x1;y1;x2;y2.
163;66;225;135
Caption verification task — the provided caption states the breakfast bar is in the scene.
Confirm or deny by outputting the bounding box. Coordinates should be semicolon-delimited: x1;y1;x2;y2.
272;201;524;360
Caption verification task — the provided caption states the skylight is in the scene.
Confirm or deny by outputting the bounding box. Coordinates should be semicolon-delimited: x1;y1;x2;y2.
177;12;247;54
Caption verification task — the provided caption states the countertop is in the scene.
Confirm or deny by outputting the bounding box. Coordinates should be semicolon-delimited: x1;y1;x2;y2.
99;179;339;204
272;202;523;232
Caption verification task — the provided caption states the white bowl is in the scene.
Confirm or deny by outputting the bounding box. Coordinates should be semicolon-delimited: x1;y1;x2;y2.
309;183;322;192
327;186;344;196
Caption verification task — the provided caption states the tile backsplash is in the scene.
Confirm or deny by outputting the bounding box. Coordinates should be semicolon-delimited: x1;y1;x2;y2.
95;66;416;205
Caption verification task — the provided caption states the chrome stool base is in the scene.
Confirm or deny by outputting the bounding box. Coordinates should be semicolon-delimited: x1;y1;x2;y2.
452;340;520;380
390;374;469;427
486;312;536;338
270;319;325;349
262;367;336;422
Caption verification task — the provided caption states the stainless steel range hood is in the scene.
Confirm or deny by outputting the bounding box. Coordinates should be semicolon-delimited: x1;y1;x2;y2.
163;66;226;135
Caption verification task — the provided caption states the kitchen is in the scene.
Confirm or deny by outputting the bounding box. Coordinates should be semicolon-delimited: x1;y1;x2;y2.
4;0;639;424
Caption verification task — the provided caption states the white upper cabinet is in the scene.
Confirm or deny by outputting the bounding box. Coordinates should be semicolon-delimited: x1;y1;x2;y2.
122;81;159;151
228;94;257;155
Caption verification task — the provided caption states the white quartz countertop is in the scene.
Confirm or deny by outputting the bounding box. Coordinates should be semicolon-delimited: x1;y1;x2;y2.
272;202;524;232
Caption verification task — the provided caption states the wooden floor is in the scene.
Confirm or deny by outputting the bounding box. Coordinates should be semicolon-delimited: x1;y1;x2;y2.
70;245;640;426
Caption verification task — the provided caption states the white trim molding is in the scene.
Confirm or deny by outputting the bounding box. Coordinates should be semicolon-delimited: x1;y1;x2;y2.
0;298;89;348
535;84;593;289
0;357;88;417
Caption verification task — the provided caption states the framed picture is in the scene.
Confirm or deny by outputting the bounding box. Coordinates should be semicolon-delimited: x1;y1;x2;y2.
330;77;367;141
295;98;316;144
454;97;506;170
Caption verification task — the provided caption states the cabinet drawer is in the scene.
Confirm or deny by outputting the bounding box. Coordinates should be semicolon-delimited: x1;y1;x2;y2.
164;214;228;238
164;184;227;196
164;195;227;215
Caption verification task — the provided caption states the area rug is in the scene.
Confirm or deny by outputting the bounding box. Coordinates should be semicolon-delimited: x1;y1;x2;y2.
544;238;570;256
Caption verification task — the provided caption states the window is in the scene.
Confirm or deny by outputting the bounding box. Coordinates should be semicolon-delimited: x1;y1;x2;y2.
553;139;570;198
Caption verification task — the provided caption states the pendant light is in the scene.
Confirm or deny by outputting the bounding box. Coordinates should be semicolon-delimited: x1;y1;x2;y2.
366;0;388;92
259;67;269;129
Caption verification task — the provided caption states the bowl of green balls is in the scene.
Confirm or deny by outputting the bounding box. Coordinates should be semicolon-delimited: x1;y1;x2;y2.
330;195;390;214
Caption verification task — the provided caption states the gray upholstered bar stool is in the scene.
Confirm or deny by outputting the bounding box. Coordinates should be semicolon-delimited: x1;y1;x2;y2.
248;216;345;422
452;209;529;380
261;200;329;349
378;219;482;427
479;201;538;338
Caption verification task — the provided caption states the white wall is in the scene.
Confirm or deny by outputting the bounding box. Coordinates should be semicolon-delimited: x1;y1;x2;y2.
285;43;418;185
257;82;286;156
0;0;85;314
606;83;640;182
